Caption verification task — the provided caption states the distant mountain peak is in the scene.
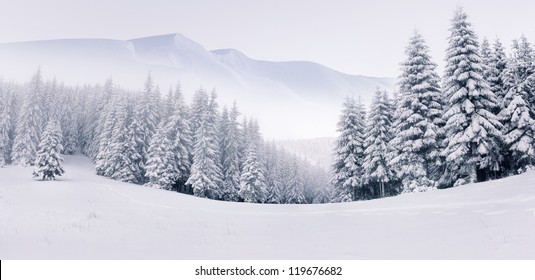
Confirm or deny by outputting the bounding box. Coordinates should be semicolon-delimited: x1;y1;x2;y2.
212;48;246;56
211;48;254;72
127;33;213;69
129;33;206;53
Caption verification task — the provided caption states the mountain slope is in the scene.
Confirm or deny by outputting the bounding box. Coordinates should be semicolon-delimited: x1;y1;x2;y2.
0;33;395;138
1;154;534;259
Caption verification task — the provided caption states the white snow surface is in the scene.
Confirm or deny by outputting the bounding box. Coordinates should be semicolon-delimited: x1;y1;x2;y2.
1;154;534;259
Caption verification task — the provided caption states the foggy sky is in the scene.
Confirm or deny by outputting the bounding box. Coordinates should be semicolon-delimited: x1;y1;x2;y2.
1;0;534;77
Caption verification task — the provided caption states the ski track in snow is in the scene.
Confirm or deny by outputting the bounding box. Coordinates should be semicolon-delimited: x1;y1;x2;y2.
1;154;535;259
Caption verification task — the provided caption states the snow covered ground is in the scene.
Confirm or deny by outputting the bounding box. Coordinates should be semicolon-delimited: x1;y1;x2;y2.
1;154;534;259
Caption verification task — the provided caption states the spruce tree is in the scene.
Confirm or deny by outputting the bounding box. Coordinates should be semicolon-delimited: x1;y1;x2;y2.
187;121;223;199
499;88;535;171
86;78;114;160
440;8;503;187
314;173;332;204
238;118;268;203
0;86;12;166
389;31;444;193
105;96;141;183
186;89;224;199
285;156;305;204
264;141;282;203
165;85;192;193
219;104;241;201
33;120;64;180
363;89;395;198
207;90;224;182
125;113;147;183
331;97;366;202
480;37;492;83
139;73;160;143
131;74;161;179
60;90;78;155
239;143;268;203
508;36;535;116
12;69;44;166
276;149;292;203
498;36;535;172
162;87;175;124
488;39;509;110
145;125;177;189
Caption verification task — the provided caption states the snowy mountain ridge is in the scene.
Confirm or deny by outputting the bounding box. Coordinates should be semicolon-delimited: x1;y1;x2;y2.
0;33;395;98
0;33;395;139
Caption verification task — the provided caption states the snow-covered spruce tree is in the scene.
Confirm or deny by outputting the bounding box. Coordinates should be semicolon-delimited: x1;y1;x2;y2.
60;89;78;155
164;85;192;193
313;167;332;204
5;84;20;163
301;163;326;204
12;69;45;166
145;124;177;189
498;86;535;172
125;110;147;183
189;88;209;142
42;79;60;124
94;95;119;176
237;117;249;172
480;38;492;83
264;141;282;203
140;74;160;142
238;118;268;203
0;86;12;166
130;74;161;180
440;8;503;187
189;89;223;181
275;148;292;203
507;36;535;117
162;87;175;124
285;156;305;204
389;31;444;193
187;121;224;199
363;89;395;198
219;104;242;201
162;82;183;124
498;36;535;172
186;88;223;199
207;90;224;180
239;146;268;203
330;97;366;202
487;39;509;111
33;119;64;180
86;78;115;159
105;96;142;183
77;86;96;156
239;142;268;203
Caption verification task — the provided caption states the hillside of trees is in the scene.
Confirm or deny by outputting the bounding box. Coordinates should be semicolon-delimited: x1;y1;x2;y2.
332;8;535;201
0;72;331;204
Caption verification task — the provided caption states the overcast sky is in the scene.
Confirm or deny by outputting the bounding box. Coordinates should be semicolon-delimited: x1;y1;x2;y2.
0;0;534;77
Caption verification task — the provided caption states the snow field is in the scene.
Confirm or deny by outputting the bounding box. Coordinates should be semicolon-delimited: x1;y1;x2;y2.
1;154;534;259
